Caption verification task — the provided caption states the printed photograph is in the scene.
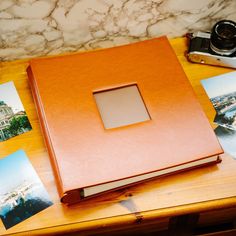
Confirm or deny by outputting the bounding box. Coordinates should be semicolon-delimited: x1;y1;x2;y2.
215;125;236;159
201;71;236;130
0;81;32;142
0;150;53;229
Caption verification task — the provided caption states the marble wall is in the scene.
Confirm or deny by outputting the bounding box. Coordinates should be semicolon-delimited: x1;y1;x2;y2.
0;0;236;61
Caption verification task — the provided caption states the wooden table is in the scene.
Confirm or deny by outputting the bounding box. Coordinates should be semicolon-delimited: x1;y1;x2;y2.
0;37;236;236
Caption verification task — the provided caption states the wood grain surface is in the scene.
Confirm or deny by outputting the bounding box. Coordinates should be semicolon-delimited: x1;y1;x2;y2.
0;37;236;236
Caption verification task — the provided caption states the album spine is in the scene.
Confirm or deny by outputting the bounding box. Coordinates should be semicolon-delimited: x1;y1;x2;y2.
27;65;72;202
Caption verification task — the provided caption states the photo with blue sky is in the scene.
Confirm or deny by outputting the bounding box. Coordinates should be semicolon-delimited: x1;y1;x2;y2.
201;71;236;99
0;150;52;229
202;71;236;151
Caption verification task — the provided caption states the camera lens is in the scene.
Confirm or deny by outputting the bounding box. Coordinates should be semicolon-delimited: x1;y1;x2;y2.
210;20;236;55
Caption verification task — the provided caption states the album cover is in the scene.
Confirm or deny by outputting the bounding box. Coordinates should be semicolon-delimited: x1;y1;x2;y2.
0;81;32;142
27;36;222;204
0;150;52;229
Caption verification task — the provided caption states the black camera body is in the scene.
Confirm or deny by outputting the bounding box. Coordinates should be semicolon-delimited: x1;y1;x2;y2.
187;20;236;69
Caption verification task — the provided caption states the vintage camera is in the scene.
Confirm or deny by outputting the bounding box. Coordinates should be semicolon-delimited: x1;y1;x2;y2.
187;20;236;68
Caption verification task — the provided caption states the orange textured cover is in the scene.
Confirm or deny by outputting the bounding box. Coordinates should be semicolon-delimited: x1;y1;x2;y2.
27;36;223;204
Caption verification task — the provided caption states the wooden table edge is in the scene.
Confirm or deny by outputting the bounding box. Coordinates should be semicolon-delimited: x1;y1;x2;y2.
4;196;236;236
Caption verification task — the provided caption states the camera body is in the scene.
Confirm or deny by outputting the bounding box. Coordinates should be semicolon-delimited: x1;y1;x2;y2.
187;20;236;69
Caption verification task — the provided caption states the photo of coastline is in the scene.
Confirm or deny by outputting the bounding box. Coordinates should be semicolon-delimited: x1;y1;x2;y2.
214;125;236;159
0;81;32;142
201;71;236;131
0;150;53;229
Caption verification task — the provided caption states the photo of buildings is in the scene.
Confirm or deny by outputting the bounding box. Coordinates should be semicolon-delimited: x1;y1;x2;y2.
212;91;236;130
201;71;236;130
0;150;53;229
0;82;32;141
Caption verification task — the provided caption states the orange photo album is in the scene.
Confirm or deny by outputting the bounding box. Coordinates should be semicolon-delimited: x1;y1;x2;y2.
27;36;223;204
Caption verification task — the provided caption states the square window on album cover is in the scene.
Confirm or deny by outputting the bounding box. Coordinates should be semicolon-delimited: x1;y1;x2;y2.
93;85;151;129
